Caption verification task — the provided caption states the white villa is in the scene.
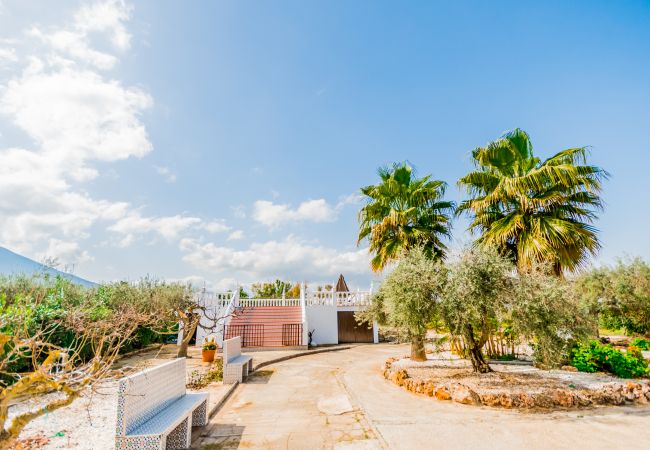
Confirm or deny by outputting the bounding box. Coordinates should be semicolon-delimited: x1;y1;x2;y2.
181;275;378;350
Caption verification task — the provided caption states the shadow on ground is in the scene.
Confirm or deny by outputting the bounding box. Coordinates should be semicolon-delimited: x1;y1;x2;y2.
191;424;245;449
245;369;274;384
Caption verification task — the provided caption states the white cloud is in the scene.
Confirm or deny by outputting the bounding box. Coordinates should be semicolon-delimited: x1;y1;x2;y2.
227;230;244;241
252;199;337;228
0;47;17;65
179;236;371;282
155;165;177;183
108;212;202;246
38;238;94;266
200;220;231;233
0;1;155;264
74;0;132;50
1;68;153;174
336;192;363;208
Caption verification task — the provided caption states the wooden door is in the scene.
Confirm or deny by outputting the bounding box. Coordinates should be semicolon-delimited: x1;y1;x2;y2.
337;311;373;343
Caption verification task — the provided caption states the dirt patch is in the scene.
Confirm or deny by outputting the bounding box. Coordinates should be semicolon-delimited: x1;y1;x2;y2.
384;356;650;409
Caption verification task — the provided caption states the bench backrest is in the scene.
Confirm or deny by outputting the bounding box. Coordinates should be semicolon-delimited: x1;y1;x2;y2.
116;358;187;436
223;336;242;363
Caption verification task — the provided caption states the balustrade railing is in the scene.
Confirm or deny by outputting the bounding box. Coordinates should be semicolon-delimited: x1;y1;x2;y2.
196;291;234;308
196;290;371;308
238;298;302;307
304;291;371;307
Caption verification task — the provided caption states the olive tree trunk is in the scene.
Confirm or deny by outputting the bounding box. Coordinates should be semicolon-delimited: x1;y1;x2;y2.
464;326;492;373
410;333;427;361
177;315;199;358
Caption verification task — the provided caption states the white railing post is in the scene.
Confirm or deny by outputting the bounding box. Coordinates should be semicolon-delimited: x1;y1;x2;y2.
300;282;308;346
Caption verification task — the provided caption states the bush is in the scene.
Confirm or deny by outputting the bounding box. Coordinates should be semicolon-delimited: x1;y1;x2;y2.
577;258;650;336
630;337;650;350
570;341;649;378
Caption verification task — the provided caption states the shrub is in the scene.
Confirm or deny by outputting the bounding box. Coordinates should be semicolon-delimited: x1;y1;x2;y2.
630;337;650;350
570;341;649;378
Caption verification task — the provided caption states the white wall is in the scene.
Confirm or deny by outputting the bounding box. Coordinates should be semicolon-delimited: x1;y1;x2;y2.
305;304;338;345
194;303;232;347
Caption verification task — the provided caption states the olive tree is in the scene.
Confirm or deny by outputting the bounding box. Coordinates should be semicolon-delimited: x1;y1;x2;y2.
577;258;650;336
441;247;513;373
357;247;447;361
512;267;594;368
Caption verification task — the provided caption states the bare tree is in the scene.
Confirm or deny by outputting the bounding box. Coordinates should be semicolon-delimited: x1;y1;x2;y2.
0;280;163;449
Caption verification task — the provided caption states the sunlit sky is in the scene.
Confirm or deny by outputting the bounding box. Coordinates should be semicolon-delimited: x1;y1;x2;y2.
1;0;649;289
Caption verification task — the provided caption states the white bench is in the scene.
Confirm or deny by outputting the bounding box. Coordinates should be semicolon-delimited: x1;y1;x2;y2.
223;336;253;384
115;358;209;450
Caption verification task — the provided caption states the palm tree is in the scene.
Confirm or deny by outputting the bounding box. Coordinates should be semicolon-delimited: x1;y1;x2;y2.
358;163;455;271
457;128;608;275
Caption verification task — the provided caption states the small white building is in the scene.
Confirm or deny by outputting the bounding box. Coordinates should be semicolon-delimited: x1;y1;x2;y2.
184;275;377;350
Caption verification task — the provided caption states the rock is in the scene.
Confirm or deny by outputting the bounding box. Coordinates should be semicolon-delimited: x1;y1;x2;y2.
514;393;535;408
552;389;575;408
561;365;578;372
392;369;409;386
498;393;514;408
435;386;451;401
451;385;480;405
479;393;499;407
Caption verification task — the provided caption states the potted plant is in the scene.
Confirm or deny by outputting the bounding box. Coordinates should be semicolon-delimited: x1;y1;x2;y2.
202;337;217;363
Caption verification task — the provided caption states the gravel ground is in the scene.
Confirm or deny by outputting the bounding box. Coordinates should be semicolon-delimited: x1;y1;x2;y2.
16;381;119;450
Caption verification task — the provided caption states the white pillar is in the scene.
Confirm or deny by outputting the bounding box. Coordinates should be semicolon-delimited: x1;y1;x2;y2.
300;282;308;346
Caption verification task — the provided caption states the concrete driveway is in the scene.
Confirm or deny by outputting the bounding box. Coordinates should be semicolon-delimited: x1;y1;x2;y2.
193;344;650;450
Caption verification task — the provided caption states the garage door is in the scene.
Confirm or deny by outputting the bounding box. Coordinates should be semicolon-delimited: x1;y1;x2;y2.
337;311;373;343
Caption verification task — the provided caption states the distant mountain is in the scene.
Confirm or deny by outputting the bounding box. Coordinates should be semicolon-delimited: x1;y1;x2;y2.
0;246;96;288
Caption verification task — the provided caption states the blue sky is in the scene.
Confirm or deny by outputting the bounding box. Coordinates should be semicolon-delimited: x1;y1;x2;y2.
0;0;649;290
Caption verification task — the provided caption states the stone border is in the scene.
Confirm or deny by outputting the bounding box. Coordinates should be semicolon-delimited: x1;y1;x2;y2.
383;357;650;409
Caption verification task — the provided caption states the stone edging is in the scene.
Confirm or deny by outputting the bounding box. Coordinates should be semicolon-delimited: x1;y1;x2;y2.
383;357;650;409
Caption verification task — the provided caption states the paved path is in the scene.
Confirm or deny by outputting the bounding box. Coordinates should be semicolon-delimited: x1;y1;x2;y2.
194;344;650;450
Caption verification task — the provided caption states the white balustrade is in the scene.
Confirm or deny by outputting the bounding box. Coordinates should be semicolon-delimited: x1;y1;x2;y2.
238;298;302;307
304;290;371;307
196;289;371;309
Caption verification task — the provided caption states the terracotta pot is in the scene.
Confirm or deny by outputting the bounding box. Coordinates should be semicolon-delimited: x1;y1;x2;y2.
202;349;216;363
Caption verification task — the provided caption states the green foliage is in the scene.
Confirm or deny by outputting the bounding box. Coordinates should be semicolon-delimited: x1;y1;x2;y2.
631;338;650;350
0;274;187;376
512;266;595;368
357;247;447;341
187;358;223;389
457;128;608;274
358;162;455;271
251;280;299;298
202;338;217;351
441;247;514;371
570;341;649;378
576;258;650;335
